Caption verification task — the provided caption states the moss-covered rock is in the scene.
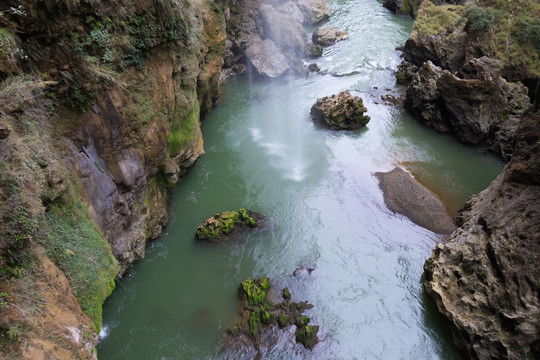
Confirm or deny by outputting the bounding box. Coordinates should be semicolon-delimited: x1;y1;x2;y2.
239;277;270;306
227;277;319;351
282;287;291;300
278;312;289;328
195;208;264;242
295;315;310;327
295;325;319;350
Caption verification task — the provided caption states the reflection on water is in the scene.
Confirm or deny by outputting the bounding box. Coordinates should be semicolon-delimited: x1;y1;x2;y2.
98;0;503;359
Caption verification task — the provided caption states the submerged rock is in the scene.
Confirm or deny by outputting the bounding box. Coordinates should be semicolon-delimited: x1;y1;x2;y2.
308;63;320;72
226;277;318;351
312;26;349;46
245;39;290;78
304;43;323;58
195;208;265;242
375;167;456;234
310;90;370;130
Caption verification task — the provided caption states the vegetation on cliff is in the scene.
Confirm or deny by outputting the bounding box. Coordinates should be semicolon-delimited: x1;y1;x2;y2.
408;0;540;80
0;0;226;357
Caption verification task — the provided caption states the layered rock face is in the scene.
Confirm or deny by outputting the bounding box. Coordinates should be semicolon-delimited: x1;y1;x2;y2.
405;58;529;160
424;105;540;359
0;0;226;357
400;1;540;160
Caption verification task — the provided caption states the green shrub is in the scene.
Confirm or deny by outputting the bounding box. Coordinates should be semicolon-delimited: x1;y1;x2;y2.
462;4;501;31
45;198;117;331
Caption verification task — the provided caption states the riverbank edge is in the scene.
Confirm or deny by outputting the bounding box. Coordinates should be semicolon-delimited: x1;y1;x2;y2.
388;1;540;358
0;0;226;357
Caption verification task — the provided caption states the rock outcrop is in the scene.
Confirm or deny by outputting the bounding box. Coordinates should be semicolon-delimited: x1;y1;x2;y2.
312;26;349;46
424;104;540;359
311;90;370;130
406;58;530;160
226;277;319;353
195;209;266;242
260;4;308;57
383;0;424;17
224;0;331;77
295;0;331;25
0;0;227;357
245;39;291;78
376;167;456;234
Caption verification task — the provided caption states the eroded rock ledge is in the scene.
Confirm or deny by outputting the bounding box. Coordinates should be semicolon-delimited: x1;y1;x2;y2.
424;104;540;360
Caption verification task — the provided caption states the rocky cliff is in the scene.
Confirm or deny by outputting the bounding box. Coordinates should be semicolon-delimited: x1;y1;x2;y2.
389;1;540;358
397;0;540;160
0;0;226;357
424;98;540;359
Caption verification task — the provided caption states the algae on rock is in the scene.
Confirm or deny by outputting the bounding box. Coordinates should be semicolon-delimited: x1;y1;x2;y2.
227;277;319;351
195;208;264;242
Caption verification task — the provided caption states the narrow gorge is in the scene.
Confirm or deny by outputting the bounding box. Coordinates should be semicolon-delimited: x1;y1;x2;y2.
0;0;537;359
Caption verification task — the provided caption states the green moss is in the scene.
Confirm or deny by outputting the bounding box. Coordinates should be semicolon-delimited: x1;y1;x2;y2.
295;325;319;350
249;307;262;339
239;277;270;306
295;315;310;327
282;287;291;300
415;3;464;36
261;310;273;324
167;98;200;157
278;312;289;328
238;208;257;227
195;210;240;240
195;208;261;241
45;197;118;331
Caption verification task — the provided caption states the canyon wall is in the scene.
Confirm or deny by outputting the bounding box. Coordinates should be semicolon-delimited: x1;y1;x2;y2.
0;0;226;357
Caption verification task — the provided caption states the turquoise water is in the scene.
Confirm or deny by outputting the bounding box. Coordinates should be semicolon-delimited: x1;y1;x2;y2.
98;0;503;358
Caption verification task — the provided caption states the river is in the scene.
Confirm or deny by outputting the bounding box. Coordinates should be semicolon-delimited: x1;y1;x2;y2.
97;0;503;358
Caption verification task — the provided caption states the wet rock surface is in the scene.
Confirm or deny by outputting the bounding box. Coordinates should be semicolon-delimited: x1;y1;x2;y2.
375;167;456;234
226;277;319;353
245;39;290;78
312;26;349;46
295;0;331;25
195;208;266;242
424;105;540;360
310;90;370;130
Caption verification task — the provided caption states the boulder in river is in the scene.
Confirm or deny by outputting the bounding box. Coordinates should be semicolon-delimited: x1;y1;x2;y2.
310;90;370;130
195;208;266;242
375;167;456;234
226;277;318;351
245;39;290;78
312;26;349;46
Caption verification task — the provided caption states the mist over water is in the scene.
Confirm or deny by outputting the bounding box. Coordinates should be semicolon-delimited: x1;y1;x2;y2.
98;0;503;358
